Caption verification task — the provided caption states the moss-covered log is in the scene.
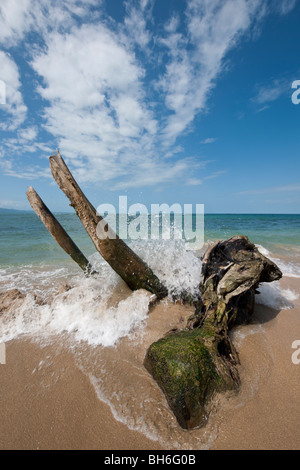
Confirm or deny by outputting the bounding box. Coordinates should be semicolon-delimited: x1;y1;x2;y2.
49;151;167;299
145;235;282;429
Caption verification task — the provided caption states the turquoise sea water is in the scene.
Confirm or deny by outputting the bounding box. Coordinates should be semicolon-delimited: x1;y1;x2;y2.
204;214;300;255
0;210;299;297
0;211;299;268
0;211;95;268
0;211;299;449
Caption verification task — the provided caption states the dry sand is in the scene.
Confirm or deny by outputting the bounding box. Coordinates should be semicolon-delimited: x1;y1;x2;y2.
0;278;299;450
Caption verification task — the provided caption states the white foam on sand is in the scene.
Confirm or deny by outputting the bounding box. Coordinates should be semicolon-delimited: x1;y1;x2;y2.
0;239;298;450
255;282;298;310
0;240;202;346
0;240;298;348
0;273;152;346
255;243;299;309
256;244;300;279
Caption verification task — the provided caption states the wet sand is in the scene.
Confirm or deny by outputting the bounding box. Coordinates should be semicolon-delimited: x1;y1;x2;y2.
0;339;162;450
212;277;300;450
0;278;299;450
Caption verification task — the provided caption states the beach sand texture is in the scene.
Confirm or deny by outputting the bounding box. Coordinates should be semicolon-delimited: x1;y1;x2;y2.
0;275;299;450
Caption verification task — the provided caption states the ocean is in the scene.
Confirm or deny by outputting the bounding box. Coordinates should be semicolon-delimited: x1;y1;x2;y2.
0;209;299;340
1;211;300;264
0;211;299;449
0;210;299;330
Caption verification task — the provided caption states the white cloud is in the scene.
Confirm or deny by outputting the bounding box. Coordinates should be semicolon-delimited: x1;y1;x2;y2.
200;137;218;144
255;105;270;113
204;170;226;180
3;166;52;180
0;0;103;178
0;0;100;46
276;0;297;15
253;78;289;105
28;0;278;188
238;183;300;195
158;0;265;146
0;0;33;46
0;51;27;130
113;158;194;190
31;22;162;185
18;126;38;143
185;178;203;186
2;126;52;156
0;0;298;188
124;0;153;49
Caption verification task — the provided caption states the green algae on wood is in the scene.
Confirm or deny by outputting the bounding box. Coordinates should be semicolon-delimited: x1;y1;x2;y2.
144;328;238;429
145;236;282;430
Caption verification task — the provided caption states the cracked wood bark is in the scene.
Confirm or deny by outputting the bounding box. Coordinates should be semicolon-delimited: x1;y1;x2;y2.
26;186;93;274
145;235;282;429
49;151;167;299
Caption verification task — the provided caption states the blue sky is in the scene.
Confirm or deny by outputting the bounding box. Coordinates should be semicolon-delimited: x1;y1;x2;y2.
0;0;299;213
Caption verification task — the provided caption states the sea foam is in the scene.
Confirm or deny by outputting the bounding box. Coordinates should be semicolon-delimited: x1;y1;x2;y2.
256;244;300;279
0;240;202;346
0;240;298;347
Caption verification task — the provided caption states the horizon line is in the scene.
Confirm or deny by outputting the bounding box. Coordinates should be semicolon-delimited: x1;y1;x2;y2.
1;208;300;216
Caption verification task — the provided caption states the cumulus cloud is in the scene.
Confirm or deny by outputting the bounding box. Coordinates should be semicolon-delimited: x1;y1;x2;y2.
0;0;100;46
31;22;160;185
0;0;33;46
124;0;153;49
0;51;27;130
0;0;298;188
159;0;265;146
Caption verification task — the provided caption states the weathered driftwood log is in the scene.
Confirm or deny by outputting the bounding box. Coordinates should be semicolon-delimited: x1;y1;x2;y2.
144;235;282;430
49;151;167;299
26;186;93;274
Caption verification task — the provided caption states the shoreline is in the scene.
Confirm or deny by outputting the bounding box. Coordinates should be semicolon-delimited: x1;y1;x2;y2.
0;339;163;450
0;276;299;450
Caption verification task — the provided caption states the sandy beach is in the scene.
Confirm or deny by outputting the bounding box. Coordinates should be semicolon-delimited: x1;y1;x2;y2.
0;0;300;453
0;276;299;451
212;277;300;450
0;339;161;450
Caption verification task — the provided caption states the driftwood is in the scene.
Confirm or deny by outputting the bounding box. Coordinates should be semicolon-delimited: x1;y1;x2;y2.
49;151;167;299
26;150;283;431
144;235;282;429
26;186;93;274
